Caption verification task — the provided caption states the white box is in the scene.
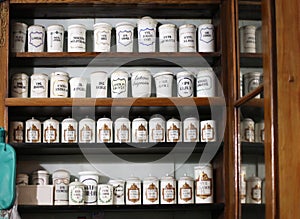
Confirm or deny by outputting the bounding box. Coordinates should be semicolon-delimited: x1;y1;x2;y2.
18;185;54;205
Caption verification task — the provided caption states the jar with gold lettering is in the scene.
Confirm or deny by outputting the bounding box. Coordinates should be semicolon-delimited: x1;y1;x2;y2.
61;118;78;143
194;163;213;203
166;118;181;142
43;117;60;143
178;174;194;204
25;117;41;143
126;176;141;205
143;175;159;205
97;117;113;143
160;174;176;204
132;118;148;143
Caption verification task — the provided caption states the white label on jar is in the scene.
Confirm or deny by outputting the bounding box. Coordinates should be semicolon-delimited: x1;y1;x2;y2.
199;27;214;43
163;188;175;200
29;31;44;48
248;78;260;92
12;77;27;95
252;188;261;201
137;130;147;141
180;188;192;200
132;75;150;89
245;33;255;48
245;129;254;141
118;30;133;46
139;28;156;46
82;130;92;142
55;184;68;201
153;129;163;140
146;189;158;200
112;78;126;95
100;129;111;141
70;186;84;203
196;180;212;197
114;185;124;198
128;189;139;200
203;128;214;139
168;130;179;140
28;130;39;141
261;129;265;141
197;76;212;91
65;130;76;141
99;186;112;203
53;80;68;97
45;129;56;141
95;31;110;46
178;78;193;97
180;32;195;47
187;129;197;140
14;130;23;141
32;79;47;94
241;181;246;198
119;129;129;141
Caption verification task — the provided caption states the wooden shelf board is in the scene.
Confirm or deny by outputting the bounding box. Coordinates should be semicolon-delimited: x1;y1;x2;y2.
234;85;264;108
240;53;263;68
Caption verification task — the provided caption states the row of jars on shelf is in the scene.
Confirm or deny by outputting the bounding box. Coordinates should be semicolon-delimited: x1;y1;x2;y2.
11;17;215;53
241;118;265;143
17;165;213;205
10;116;217;144
11;69;217;98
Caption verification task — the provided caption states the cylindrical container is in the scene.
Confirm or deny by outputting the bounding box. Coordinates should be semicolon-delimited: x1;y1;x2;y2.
43;117;60;143
9;121;24;143
160;175;176;204
153;71;174;97
176;71;195;97
68;24;86;52
16;174;29;185
239;25;256;53
243;72;263;98
194;164;213;203
198;24;215;52
93;23;112;52
69;77;87;98
241;118;255;142
97;117;113;143
158;24;177;52
255;26;262;53
262;178;265;203
61;118;78;143
90;71;108;98
255;120;265;143
183;117;199;142
98;184;113;205
137;16;157;52
131;70;152;97
132;118;148;143
126;177;142;205
143;175;159;205
116;22;135;52
200;120;216;142
79;171;100;205
25;117;41;143
114;117;131;143
50;71;69;98
30;73;48;98
69;179;85;205
166;118;181;142
109;179;125;205
246;176;262;204
178;174;194;204
32;170;49;185
79;117;95;143
240;165;247;203
110;70;129;98
149;114;165;143
196;69;216;97
179;24;196;52
10;22;28;53
47;24;65;52
28;24;45;52
11;73;29;98
53;169;70;205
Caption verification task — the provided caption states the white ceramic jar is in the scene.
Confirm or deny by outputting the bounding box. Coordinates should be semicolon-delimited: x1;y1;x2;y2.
79;117;95;143
137;16;157;52
200;120;217;142
79;171;100;205
9;121;24;143
50;71;69;98
69;179;85;205
126;176;142;205
241;118;255;142
194;163;213;203
97;184;113;205
68;24;86;52
198;23;215;52
183;117;199;142
30;73;48;98
10;22;28;53
149;114;165;142
11;73;29;98
240;165;247;203
90;71;108;98
246;176;262;204
255;120;265;143
110;70;129;98
158;23;177;52
179;24;196;52
69;77;87;98
25;117;41;143
196;69;216;97
153;71;174;97
160;174;176;204
178;174;194;204
114;117;131;143
47;24;65;52
32;170;49;185
109;179;125;205
28;24;45;52
131;70;152;97
239;25;256;53
132;118;148;143
115;22;135;52
43;117;60;143
166;118;181;142
176;71;195;97
53;169;70;205
97;117;113;143
143;175;159;205
255;26;262;53
16;174;29;185
61;118;78;143
93;22;112;52
243;72;263;98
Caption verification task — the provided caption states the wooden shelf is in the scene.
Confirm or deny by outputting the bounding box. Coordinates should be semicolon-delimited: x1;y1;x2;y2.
238;1;261;20
240;53;263;68
234;84;263;108
10;52;221;67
